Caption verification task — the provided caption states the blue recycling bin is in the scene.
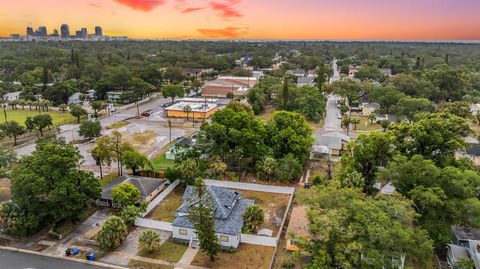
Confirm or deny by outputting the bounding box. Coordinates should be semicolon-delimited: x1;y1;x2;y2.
72;248;79;255
86;252;95;261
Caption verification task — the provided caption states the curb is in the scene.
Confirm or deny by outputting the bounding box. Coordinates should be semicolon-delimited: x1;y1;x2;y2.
0;246;127;269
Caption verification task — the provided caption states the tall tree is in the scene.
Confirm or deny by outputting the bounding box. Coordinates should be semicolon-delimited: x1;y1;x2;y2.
340;131;395;194
4;140;101;235
188;178;220;261
161;84;184;103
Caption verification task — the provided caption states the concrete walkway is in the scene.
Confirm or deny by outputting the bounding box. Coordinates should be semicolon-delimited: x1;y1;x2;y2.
177;247;199;268
107;250;208;269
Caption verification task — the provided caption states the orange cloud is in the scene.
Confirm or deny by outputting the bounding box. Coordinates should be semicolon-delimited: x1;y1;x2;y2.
197;27;242;38
209;0;242;18
114;0;165;11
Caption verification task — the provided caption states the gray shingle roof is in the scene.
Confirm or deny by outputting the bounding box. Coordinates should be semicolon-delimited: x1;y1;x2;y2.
101;175;167;200
297;76;314;84
172;185;254;235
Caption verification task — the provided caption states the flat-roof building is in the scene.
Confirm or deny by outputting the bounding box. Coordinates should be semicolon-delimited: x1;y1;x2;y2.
164;101;218;119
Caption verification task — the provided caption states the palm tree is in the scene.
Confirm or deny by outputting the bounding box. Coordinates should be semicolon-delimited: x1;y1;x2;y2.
183;105;192;121
138;230;161;253
242;205;265;232
210;160;227;179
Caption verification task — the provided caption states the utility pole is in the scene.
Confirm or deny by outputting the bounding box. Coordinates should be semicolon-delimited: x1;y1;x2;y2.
168;119;172;143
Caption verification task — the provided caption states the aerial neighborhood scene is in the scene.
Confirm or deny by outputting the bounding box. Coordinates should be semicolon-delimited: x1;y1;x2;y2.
0;1;480;269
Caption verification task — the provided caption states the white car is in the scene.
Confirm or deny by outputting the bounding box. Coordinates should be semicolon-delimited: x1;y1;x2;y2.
337;113;342;119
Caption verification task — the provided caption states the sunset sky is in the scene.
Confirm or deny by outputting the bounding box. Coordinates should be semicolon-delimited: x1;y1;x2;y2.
1;0;479;40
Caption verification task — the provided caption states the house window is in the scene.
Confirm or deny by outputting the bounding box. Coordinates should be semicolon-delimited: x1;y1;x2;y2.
179;229;188;236
219;235;229;242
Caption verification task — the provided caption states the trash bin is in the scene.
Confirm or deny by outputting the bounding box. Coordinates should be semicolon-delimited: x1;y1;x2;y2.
65;248;71;256
86;252;95;261
72;248;79;255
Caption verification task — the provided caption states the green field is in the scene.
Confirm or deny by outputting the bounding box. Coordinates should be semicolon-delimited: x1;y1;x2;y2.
0;108;76;126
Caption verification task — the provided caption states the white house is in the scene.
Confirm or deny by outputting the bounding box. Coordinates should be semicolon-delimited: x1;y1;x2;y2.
172;185;254;249
68;92;83;105
3;91;21;101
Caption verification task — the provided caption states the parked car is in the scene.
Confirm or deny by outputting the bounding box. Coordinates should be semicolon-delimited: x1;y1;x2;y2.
141;111;151;117
337;113;342;119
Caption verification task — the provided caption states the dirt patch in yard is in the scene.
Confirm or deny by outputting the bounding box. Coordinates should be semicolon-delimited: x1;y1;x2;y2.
192;244;275;269
232;189;290;236
147;186;185;222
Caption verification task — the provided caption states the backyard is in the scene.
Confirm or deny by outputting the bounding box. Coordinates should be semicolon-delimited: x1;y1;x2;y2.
192;244;275;269
0;108;76;126
232;189;291;236
148;186;185;222
347;114;382;132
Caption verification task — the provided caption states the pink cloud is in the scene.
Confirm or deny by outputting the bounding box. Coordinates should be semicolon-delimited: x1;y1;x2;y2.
197;27;242;38
209;0;242;18
114;0;166;12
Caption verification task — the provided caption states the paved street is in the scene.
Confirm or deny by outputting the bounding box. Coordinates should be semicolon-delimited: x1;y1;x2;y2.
0;248;111;269
323;95;342;131
15;96;171;157
329;58;341;84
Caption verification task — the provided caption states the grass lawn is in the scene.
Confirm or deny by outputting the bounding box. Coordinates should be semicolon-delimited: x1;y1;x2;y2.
152;153;175;171
106;121;130;129
148;186;185;222
192;244;275;269
137;240;187;263
0;108;76;126
233;189;290;236
128;259;173;269
348;114;382;132
98;173;118;187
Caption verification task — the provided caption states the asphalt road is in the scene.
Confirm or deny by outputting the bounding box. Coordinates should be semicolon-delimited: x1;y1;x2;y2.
0;249;111;269
323;95;342;131
15;97;171;157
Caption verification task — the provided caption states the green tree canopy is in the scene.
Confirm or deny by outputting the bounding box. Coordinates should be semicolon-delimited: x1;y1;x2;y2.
96;216;128;250
112;182;141;208
378;155;480;245
299;185;433;269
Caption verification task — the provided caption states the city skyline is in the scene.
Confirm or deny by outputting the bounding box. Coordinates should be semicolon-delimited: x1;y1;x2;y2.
1;0;480;40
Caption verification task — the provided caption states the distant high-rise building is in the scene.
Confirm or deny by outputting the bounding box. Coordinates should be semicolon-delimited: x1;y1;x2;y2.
26;27;34;36
52;29;59;37
37;26;47;37
95;26;103;36
75;28;88;39
60;24;70;38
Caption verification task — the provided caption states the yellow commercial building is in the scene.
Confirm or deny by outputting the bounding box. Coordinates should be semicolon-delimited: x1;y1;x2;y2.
165;102;218;119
